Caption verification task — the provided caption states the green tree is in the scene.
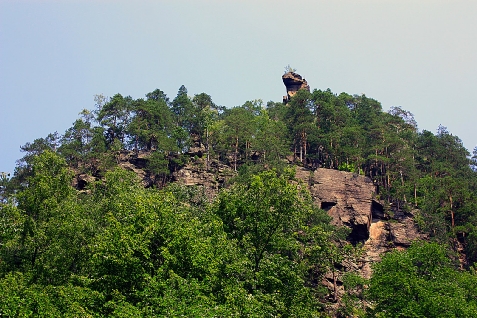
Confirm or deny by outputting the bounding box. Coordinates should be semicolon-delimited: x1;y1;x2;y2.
0;272;102;317
223;106;255;170
285;89;314;164
254;108;289;164
0;172;11;204
192;93;220;169
127;92;173;151
85;168;248;315
59;118;93;169
97;93;132;147
367;241;477;317
213;169;330;316
2;151;97;288
171;86;194;137
13;132;60;188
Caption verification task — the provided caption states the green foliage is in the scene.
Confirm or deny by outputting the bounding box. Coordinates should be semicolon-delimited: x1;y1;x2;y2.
367;241;477;317
213;169;335;316
0;172;11;204
97;93;132;146
339;272;366;317
2;154;339;316
127;91;174;151
6;80;477;315
338;162;355;172
2;151;98;286
222;104;256;169
216;169;312;269
147;151;169;176
17;150;74;222
0;272;103;317
284;89;314;163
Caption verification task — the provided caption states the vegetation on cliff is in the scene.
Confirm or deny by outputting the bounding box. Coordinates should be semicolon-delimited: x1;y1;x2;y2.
2;81;477;316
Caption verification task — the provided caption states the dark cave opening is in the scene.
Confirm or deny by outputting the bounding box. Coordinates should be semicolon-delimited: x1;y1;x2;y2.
321;202;337;211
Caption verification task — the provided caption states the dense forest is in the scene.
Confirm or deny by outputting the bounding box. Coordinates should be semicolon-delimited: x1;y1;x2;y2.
2;77;477;317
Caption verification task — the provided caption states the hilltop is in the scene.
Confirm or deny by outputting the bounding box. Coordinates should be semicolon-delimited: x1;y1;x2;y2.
2;72;477;316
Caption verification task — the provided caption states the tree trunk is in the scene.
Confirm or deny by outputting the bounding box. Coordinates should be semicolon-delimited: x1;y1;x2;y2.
414;184;418;207
234;135;238;171
450;195;455;228
400;170;406;202
206;126;210;171
332;267;338;302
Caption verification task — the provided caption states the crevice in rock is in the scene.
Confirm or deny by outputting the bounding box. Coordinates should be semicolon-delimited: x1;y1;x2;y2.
321;201;337;211
371;200;385;220
347;223;370;245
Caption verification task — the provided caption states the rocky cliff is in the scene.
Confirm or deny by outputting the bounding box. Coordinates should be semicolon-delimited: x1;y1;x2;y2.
295;167;425;283
171;158;236;200
74;155;424;296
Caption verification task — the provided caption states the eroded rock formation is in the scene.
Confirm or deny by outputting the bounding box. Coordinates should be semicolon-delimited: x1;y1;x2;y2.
282;71;310;103
296;168;375;244
295;167;425;283
73;153;425;301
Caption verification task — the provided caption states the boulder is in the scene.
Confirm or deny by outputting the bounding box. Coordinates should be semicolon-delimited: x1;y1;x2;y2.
389;218;422;247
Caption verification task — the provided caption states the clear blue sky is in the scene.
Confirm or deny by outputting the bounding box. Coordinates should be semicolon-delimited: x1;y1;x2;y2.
1;0;477;174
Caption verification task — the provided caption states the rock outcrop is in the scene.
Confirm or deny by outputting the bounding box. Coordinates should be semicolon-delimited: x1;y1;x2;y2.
295;167;425;281
282;71;310;103
361;210;425;278
72;149;236;196
73;152;425;295
172;158;235;200
118;150;155;187
296;168;375;243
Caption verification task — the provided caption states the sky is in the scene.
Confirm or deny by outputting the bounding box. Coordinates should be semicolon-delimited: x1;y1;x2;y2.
1;0;477;174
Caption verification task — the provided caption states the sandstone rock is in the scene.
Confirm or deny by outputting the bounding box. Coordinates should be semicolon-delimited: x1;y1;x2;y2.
295;167;426;282
120;161;153;187
282;71;310;103
389;218;422;247
296;167;375;244
114;150;156;187
172;159;236;200
129;151;149;169
187;145;206;158
361;220;391;279
285;155;295;163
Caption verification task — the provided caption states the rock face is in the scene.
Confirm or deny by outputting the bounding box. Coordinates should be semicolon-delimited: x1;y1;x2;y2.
296;168;375;244
282;71;310;103
118;151;154;187
360;215;424;279
172;158;236;200
295;167;425;280
73;152;424;289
